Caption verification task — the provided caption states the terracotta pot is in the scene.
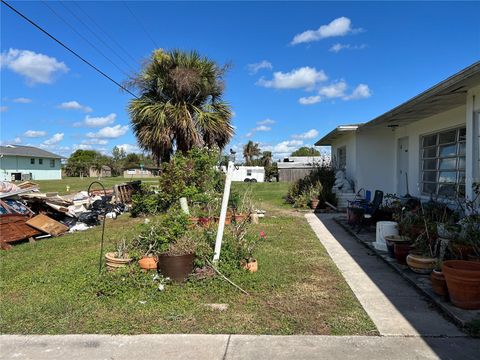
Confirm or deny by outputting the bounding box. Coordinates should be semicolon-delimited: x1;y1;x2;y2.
442;260;480;310
310;199;319;211
242;259;258;273
406;254;437;274
394;243;411;265
158;253;194;283
105;252;132;271
430;269;448;297
214;216;232;225
234;214;248;223
385;235;410;259
138;256;158;270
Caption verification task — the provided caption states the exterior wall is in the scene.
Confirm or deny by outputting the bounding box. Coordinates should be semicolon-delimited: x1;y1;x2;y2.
331;132;356;182
393;105;466;198
0;155;62;180
465;85;480;199
355;127;396;194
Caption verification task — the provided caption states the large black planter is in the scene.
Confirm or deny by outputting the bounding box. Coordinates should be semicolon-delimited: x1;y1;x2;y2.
157;253;195;283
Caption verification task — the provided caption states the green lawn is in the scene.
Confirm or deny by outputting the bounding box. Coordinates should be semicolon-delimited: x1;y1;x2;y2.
0;183;376;335
33;177;158;195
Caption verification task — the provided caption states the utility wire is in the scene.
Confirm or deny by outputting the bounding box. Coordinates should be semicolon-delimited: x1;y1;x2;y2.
41;0;130;77
0;0;138;98
72;1;139;67
122;1;159;49
60;1;136;73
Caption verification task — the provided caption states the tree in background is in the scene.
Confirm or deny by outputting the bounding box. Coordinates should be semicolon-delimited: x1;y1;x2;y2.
65;150;99;177
291;146;320;157
126;49;234;165
243;140;261;165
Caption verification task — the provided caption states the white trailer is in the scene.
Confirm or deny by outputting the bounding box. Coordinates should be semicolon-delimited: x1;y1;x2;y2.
219;166;264;182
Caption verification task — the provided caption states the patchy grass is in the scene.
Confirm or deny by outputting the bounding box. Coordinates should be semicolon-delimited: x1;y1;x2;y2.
33;177;157;195
0;183;376;335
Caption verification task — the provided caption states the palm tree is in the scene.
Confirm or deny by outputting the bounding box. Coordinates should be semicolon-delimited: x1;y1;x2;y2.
261;151;272;167
243;140;261;165
126;49;234;165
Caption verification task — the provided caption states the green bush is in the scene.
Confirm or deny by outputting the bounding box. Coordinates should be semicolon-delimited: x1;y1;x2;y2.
286;164;337;208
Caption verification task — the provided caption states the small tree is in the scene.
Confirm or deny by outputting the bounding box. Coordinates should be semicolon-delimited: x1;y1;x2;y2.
243;140;261;165
291;147;320;157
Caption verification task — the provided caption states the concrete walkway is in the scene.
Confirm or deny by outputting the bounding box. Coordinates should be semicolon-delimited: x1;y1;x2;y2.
305;213;466;337
1;334;479;360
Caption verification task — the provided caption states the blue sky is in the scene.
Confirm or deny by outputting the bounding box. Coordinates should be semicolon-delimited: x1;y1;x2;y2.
1;1;479;160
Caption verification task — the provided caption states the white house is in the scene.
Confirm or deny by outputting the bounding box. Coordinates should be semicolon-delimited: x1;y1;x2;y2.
0;145;63;181
315;62;480;200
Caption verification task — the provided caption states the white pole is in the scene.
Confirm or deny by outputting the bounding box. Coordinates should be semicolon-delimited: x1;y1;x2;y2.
213;160;235;262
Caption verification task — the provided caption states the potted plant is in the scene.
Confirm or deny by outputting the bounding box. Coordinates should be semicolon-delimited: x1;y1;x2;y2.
384;235;410;259
431;264;448;298
105;238;132;271
406;224;438;274
234;189;254;223
239;233;259;273
442;260;480;309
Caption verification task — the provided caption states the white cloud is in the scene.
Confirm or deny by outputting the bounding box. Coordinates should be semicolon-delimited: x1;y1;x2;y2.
75;113;116;127
73;144;93;151
86;124;129;139
298;96;321;105
343;84;372;100
13;137;22;144
117;143;141;154
12;97;32;103
0;48;69;84
58;100;93;113
319;81;348;98
43;133;64;145
257;67;327;90
254;125;271;132
291;17;361;45
292;129;319;140
24;130;47;138
81;138;108;145
329;43;367;53
257;118;275;125
0;106;7;112
247;60;273;74
263;139;305;158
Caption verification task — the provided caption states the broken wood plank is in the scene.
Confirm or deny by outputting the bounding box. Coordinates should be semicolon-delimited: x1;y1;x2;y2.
26;214;68;237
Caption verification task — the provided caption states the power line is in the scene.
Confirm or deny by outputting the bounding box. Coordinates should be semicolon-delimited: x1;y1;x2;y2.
0;0;138;98
72;1;139;67
60;1;136;73
122;1;159;49
41;0;130;77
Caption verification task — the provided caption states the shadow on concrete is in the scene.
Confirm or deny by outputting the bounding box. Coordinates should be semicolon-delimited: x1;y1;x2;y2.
314;213;479;359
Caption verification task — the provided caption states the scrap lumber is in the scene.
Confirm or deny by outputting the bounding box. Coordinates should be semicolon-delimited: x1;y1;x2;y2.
0;214;42;244
26;214;68;236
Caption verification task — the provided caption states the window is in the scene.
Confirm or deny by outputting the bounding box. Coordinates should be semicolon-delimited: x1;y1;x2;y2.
30;158;34;164
421;127;466;197
38;158;43;165
50;159;55;167
337;146;346;169
247;169;252;176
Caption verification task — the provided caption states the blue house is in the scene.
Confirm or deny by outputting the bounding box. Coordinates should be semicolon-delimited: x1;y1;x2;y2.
0;145;63;181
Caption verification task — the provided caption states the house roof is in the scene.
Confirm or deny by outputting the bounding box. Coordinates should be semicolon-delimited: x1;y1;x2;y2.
315;61;480;145
314;125;362;146
0;145;63;159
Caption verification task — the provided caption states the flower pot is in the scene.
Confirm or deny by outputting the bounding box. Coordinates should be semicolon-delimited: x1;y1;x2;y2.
242;259;258;273
406;254;437;274
442;260;480;310
105;252;132;271
385;235;410;259
157;253;195;283
310;199;319;211
214;215;232;225
394;243;411;265
138;256;158;271
430;269;448;297
234;214;248;223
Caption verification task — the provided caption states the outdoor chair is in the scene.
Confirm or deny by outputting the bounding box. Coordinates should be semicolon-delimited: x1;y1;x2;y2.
356;190;384;233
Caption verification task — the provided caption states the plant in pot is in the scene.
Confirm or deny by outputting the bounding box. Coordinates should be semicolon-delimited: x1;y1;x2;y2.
379;193;401;221
105;238;133;271
134;223;160;271
308;182;322;211
234;188;254;223
406;231;438;274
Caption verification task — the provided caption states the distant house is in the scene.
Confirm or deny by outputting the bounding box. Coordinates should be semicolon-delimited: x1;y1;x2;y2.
123;166;160;178
277;156;330;182
0;145;62;181
315;62;480;200
89;165;112;178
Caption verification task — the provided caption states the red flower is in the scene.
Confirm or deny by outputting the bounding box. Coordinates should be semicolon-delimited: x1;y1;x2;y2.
259;231;266;239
